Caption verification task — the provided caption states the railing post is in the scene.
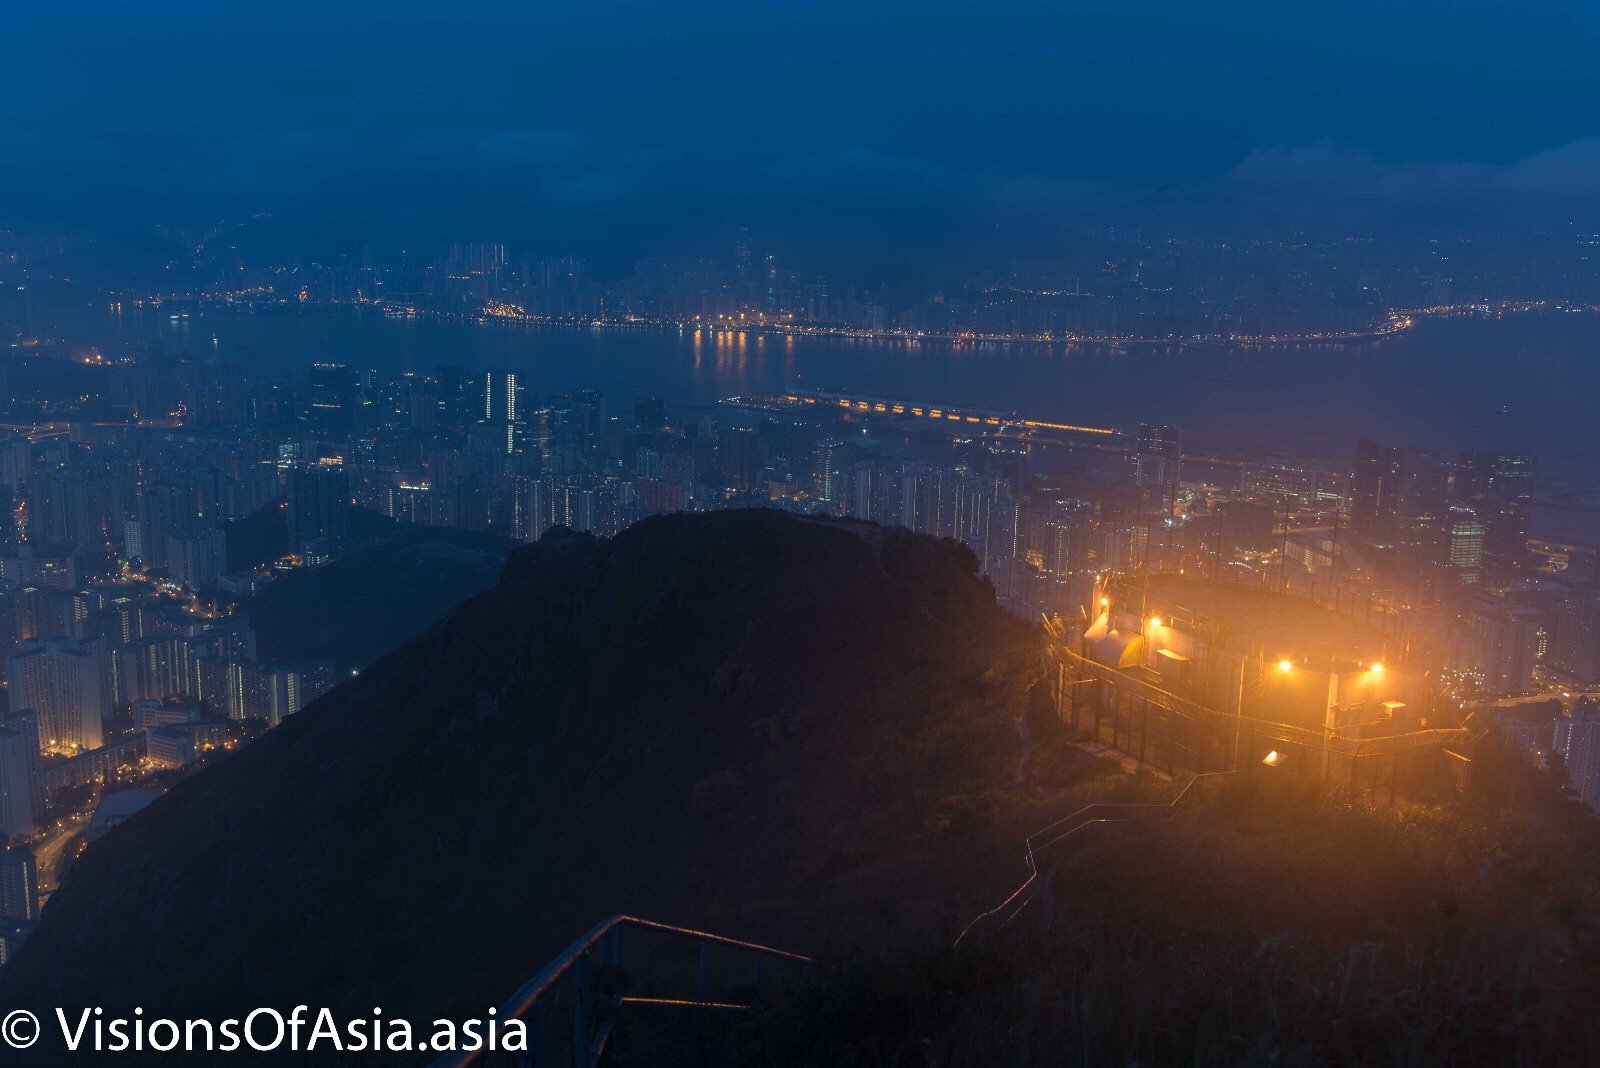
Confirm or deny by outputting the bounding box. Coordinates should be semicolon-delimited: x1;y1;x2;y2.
574;952;591;1068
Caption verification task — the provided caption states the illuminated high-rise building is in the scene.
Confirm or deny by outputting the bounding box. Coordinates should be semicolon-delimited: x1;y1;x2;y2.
280;660;338;722
478;369;530;456
848;462;887;522
6;637;106;754
1446;505;1485;584
810;440;854;510
1457;449;1536;505
482;368;527;425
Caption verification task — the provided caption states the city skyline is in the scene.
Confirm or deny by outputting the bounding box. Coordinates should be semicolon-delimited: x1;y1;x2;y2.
3;3;1600;1061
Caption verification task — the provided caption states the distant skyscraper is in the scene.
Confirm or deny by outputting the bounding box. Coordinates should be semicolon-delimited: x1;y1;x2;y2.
1555;700;1600;810
448;242;507;279
1548;594;1600;684
479;369;529;455
577;389;607;444
1351;439;1401;541
0;711;41;824
1455;449;1536;585
7;637;106;753
1039;498;1095;576
634;396;667;430
1393;447;1451;567
167;528;228;591
1351;440;1450;565
1457;449;1536;505
1463;604;1540;696
811;440;854;509
716;428;759;492
1134;424;1181;513
305;363;360;438
1;284;32;337
280;660;337;720
895;468;925;533
1490;450;1537;505
733;228;752;284
0;848;38;922
286;465;353;561
1446;505;1485;584
847;462;887;522
482;368;527;425
0;725;38;838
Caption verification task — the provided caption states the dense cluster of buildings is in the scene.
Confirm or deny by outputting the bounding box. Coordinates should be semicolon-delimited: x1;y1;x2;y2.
5;285;1600;852
0;546;335;842
33;223;1600;345
0;372;352;849
10;345;1598;742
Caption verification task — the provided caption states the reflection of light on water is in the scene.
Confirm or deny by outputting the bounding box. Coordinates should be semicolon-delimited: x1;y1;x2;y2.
45;304;1600;532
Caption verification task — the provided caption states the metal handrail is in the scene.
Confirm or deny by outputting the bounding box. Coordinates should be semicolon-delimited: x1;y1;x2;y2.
1051;644;1469;757
431;915;810;1068
955;771;1236;948
1024;771;1231;867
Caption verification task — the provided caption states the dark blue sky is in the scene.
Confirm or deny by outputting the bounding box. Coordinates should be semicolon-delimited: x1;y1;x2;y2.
4;0;1599;254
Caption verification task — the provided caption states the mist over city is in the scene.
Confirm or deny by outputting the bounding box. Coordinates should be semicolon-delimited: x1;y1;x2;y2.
2;2;1600;1064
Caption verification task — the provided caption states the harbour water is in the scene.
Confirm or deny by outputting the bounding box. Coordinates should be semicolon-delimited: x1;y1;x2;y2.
39;300;1600;541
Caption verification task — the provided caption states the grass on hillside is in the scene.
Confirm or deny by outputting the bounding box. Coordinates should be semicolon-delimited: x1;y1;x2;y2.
735;736;1600;1066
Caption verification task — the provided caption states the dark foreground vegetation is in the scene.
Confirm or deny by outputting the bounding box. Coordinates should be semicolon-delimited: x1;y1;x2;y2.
0;511;1046;1049
8;508;1599;1065
737;736;1600;1066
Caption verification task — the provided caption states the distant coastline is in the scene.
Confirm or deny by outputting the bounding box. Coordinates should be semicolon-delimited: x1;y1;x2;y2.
105;293;1597;353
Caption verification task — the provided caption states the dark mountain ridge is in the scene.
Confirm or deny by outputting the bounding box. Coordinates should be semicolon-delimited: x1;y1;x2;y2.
2;510;1040;1025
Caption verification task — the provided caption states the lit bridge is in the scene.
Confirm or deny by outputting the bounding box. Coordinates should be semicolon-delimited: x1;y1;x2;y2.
775;386;1122;439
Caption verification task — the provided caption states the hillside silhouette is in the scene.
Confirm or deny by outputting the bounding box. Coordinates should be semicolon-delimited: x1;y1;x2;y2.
11;509;1600;1065
2;511;1042;1028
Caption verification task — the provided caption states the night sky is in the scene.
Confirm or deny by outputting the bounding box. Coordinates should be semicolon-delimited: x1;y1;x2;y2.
4;0;1599;254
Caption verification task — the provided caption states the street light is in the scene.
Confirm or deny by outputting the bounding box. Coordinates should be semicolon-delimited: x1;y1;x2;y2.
1277;659;1293;673
1369;662;1385;676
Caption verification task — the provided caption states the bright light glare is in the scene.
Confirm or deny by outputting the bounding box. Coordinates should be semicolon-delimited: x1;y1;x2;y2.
1369;662;1385;675
1277;659;1293;672
1148;616;1162;628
